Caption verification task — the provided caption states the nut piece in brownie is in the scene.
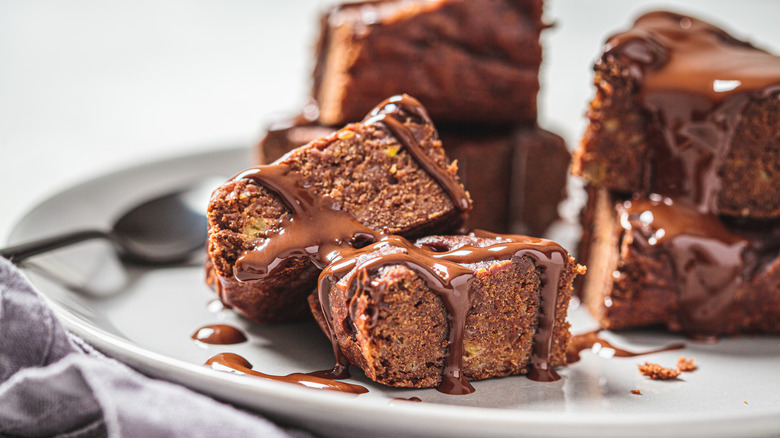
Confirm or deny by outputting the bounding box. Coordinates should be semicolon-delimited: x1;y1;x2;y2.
579;187;780;336
309;232;583;393
207;95;471;323
257;118;569;235
313;0;544;126
571;11;780;218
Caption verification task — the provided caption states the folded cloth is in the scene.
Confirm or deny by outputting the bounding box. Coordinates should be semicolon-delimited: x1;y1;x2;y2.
0;257;312;438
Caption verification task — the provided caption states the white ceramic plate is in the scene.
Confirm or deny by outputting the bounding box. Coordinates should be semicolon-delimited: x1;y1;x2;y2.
8;147;780;438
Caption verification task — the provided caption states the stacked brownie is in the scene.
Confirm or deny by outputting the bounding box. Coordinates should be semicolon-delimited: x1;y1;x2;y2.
208;96;583;392
572;11;780;336
256;0;569;236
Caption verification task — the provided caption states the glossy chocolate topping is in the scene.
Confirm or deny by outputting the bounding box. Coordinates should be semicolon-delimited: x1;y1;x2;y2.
320;232;568;394
234;94;468;282
205;352;368;394
618;196;750;334
226;95;568;394
604;11;780;211
607;11;780;100
191;324;247;345
566;330;684;364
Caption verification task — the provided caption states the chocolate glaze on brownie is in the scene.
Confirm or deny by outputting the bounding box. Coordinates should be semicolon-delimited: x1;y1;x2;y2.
580;188;780;335
233;96;469;284
617;196;748;335
573;11;780;218
315;232;577;393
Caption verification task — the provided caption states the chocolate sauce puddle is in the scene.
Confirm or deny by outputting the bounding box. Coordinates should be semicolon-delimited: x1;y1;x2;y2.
205;353;368;394
226;95;571;394
391;397;422;403
567;330;685;364
191;324;247;345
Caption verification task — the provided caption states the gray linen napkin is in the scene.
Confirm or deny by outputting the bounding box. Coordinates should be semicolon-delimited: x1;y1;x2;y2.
0;257;312;438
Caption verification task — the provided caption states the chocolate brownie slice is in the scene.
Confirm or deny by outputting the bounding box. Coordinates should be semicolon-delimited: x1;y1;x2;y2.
310;232;583;392
312;0;544;126
571;11;780;218
579;187;780;336
207;95;471;323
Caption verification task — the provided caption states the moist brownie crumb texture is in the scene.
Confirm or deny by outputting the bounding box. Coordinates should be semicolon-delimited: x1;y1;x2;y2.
572;11;780;336
208;96;583;393
257;0;570;236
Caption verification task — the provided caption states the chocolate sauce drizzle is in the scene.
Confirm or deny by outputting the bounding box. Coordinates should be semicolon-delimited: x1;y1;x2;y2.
319;232;568;394
191;324;247;345
566;330;685;364
606;11;780;212
228;95;569;394
205;352;367;394
391;397;423;403
601;12;780;334
617;196;749;335
362;95;470;213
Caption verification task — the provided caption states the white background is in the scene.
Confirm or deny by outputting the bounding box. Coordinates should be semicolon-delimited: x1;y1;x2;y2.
2;0;779;244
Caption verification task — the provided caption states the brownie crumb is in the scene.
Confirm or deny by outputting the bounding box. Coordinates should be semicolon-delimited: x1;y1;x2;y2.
677;356;697;372
638;361;681;380
630;389;642;395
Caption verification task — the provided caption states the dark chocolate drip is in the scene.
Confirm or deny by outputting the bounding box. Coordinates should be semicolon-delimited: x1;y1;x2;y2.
340;236;477;395
191;324;247;345
363;95;471;213
566;330;685;364
609;11;778;102
233;164;372;281
618;196;750;335
605;11;780;212
320;231;569;393
204;353;368;394
465;230;566;382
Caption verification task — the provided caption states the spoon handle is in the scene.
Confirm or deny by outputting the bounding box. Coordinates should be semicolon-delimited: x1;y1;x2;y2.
0;230;110;263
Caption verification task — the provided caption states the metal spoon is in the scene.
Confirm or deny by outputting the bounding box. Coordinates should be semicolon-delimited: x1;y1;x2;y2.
1;178;222;265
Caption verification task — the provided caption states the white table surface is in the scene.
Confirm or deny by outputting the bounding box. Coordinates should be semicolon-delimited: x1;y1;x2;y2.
2;0;779;244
